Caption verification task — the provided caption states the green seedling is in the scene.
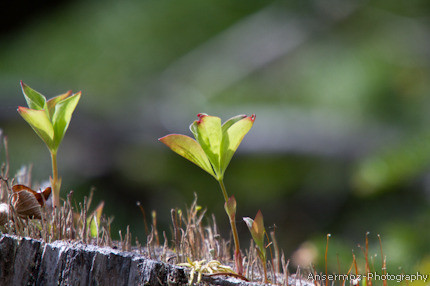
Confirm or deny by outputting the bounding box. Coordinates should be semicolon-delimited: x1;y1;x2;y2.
159;113;255;275
17;81;81;209
88;201;104;238
243;210;268;283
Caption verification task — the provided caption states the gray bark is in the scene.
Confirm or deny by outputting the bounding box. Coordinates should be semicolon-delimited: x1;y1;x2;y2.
0;234;314;286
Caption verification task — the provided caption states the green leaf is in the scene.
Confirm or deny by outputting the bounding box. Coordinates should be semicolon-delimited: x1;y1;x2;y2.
220;114;255;176
20;81;47;110
88;201;104;238
47;91;72;119
52;92;81;151
18;107;54;149
221;114;247;133
159;134;216;178
243;210;266;260
191;114;223;179
252;210;265;247
189;113;207;138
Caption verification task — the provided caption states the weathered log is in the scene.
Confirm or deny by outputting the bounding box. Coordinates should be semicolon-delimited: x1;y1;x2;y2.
0;234;314;285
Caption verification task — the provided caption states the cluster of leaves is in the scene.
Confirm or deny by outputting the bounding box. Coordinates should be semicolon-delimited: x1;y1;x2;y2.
14;81;271;281
18;82;80;155
159;113;255;182
160;113;271;280
6;82;405;284
17;82;80;208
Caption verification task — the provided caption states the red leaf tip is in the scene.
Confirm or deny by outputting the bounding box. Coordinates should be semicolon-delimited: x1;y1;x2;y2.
196;113;208;124
17;106;26;112
158;135;168;142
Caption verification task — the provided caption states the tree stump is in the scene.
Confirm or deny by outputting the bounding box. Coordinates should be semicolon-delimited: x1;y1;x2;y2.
0;234;314;285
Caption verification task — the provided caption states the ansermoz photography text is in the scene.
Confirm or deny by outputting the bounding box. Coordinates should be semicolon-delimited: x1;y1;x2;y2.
308;272;428;283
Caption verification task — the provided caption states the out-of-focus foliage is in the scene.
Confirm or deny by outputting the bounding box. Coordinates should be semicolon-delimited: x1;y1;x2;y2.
1;0;430;275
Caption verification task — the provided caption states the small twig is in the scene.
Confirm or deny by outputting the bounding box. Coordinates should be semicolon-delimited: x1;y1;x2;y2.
325;234;331;286
3;136;10;179
82;197;88;243
171;208;181;254
136;201;149;236
152;210;159;246
378;234;387;286
270;229;280;274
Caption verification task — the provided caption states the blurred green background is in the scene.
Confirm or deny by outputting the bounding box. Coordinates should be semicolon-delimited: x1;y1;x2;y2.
1;0;430;277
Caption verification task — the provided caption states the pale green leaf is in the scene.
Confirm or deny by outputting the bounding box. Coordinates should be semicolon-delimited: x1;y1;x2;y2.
159;134;216;178
243;217;254;231
220;114;255;176
221;114;246;133
18;107;54;150
20;81;47;110
189;113;207;138
192;114;223;179
252;210;265;247
47;91;72;119
52;92;81;151
88;201;104;238
243;210;266;259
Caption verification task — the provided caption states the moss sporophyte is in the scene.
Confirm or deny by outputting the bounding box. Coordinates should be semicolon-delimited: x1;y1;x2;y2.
17;81;81;209
159;113;256;275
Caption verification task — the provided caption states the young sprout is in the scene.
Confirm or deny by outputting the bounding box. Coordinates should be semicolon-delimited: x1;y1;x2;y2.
159;113;256;275
88;201;105;238
17;81;81;209
243;210;268;283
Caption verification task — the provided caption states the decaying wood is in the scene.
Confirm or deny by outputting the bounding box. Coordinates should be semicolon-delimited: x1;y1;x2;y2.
0;234;314;286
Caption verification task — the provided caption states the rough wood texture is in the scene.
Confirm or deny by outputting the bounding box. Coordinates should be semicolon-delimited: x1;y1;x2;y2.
0;234;314;286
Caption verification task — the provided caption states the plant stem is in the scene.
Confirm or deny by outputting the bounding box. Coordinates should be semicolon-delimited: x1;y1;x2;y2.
50;151;60;208
218;179;229;202
219;179;243;275
229;212;241;262
230;214;243;274
262;258;268;283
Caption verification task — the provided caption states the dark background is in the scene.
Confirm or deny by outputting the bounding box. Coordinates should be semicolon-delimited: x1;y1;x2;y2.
1;0;430;276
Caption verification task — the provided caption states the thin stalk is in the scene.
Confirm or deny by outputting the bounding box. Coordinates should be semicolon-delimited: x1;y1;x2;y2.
262;259;268;283
229;215;241;258
50;151;60;208
325;234;331;286
218;179;243;275
218;179;229;202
